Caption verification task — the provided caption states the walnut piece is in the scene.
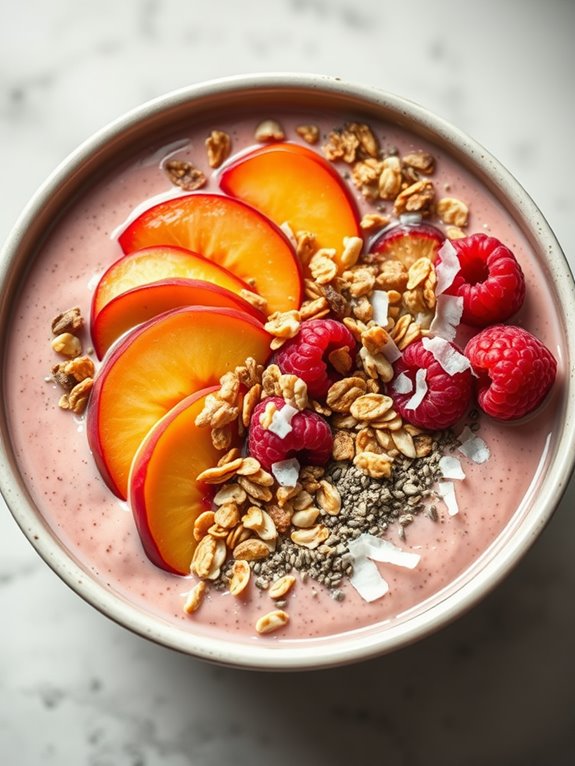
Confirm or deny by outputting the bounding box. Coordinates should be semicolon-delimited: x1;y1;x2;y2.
205;129;231;168
164;159;206;191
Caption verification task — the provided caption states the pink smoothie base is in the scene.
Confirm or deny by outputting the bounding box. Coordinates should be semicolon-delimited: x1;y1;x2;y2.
1;76;572;669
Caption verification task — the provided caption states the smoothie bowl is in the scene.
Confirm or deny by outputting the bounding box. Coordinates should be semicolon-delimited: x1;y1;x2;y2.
1;74;574;670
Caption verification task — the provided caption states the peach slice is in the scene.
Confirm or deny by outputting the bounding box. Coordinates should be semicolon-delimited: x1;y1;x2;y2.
92;245;253;320
91;278;264;359
219;142;361;268
129;386;223;575
118;193;302;314
86;306;270;499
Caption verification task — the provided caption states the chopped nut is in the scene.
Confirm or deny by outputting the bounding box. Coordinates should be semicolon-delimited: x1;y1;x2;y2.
267;503;293;534
51;332;82;359
195;393;239;428
290;524;329;549
62;355;95;382
326;376;367;413
437;196;469;227
255;609;289;634
264;309;301;339
356;427;381;454
259;400;277;429
316;480;341;516
295;124;320;144
354;450;393;479
183;581;207;614
374;260;409;291
323;285;350;318
205;129;231;168
164;159;206;191
378;156;402;200
350;295;373;323
391;427;417;458
235;357;263;389
328;347;353;375
394;180;435;217
347;122;380;159
229;559;251;596
51;307;83;336
309;250;338;285
402;151;435;175
340;236;363;270
261;364;282;396
61;377;93;414
291;507;321;528
359;346;394;382
278;373;308;410
332;429;355;461
269;575;296;600
233;538;271;561
296;231;319;265
211;425;232;451
255;119;285;142
322;129;359;163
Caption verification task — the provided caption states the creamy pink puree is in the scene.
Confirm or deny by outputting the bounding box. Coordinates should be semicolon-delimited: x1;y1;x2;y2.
5;111;563;645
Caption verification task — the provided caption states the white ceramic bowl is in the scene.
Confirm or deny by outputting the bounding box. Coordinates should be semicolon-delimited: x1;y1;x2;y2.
1;74;574;669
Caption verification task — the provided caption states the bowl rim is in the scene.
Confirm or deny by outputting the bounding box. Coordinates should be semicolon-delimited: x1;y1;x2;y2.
1;72;575;670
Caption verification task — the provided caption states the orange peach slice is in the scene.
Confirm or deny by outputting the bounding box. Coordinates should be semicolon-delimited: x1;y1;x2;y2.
219;142;361;268
91;245;253;319
118;193;302;314
91;278;264;359
86;306;270;499
129;386;223;575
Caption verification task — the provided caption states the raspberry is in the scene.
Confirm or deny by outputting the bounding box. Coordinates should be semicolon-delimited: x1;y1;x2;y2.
441;233;525;326
247;396;333;470
390;339;473;430
275;318;357;399
464;325;556;420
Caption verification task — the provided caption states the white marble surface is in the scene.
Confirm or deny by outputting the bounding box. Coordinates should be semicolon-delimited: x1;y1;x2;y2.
1;0;575;763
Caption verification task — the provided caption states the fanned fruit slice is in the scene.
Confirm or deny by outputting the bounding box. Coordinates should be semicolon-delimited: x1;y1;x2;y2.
129;386;224;575
118;193;302;314
91;278;264;359
86;306;271;499
92;245;253;320
219;142;361;269
371;221;445;269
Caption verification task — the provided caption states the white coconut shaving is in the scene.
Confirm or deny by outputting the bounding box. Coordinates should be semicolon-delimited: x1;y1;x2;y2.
271;458;300;487
435;239;460;295
279;221;297;247
405;368;428;410
429;294;464;341
370;290;389;327
457;426;491;464
392;372;413;395
349;557;390;602
382;336;402;363
267;403;298;439
437;480;459;516
349;533;421;569
422;336;471;375
439;455;466;480
347;533;421;602
399;212;422;226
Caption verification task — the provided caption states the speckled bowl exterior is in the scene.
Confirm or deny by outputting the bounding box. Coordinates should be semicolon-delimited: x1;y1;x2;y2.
1;74;574;670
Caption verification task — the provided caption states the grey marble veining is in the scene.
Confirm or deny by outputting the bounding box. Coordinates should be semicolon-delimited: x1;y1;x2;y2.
1;0;575;764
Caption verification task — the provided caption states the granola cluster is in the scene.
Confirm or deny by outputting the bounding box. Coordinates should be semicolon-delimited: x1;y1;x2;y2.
49;307;94;414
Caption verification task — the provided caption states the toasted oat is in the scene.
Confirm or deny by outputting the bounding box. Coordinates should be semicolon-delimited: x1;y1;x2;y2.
326;376;367;413
255;609;289;634
322;129;360;163
196;457;243;484
402;150;435;175
237;476;273;502
205;129;231;168
235;457;261;477
347;122;380;159
349;393;393;421
360;212;390;231
239;288;268;314
299;296;330;321
276;483;301;507
437;196;469;227
378;156;403;200
229;559;251;596
413;433;434;457
193;510;216;541
375;260;409;291
269;575;296;600
213;502;240;529
295;231;319;265
164;159;206;191
51;307;84;336
255;119;285;142
226;523;251;550
350;295;373;323
446;225;466;240
359;347;394;383
213;482;247;506
295;124;320;144
240;383;262;428
327;347;353;375
356;427;381;454
406;257;433;290
309;250;338;285
264;309;301;339
190;535;217;578
183;581;207;614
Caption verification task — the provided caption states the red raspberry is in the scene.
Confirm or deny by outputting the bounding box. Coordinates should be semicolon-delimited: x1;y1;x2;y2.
441;233;525;326
247;396;333;471
464;325;556;420
275;318;357;399
390;339;473;430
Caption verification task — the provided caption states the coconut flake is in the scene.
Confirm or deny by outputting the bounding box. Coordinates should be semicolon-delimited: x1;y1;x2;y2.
392;372;413;395
457;426;491;464
405;368;427;410
350;533;421;569
437;480;459;516
399;212;422;226
435;239;460;295
349;557;390;602
422;336;471;375
429;294;463;341
271;458;300;487
268;403;298;439
370;290;389;327
382;336;402;363
280;221;297;247
439;455;466;480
